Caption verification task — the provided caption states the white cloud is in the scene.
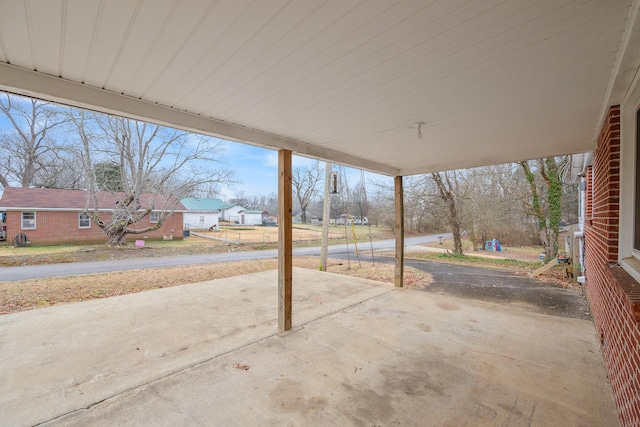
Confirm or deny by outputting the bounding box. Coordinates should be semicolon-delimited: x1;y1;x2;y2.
217;185;235;201
263;152;279;168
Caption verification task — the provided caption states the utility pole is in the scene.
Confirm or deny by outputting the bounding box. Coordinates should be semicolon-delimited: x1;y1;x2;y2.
320;162;332;271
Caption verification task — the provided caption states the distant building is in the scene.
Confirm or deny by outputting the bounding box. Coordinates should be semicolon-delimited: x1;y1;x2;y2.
218;203;245;223
180;198;221;230
334;214;368;226
238;210;267;226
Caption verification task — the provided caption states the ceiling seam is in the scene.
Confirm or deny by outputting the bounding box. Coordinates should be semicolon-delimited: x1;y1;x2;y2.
101;0;143;90
81;0;105;85
285;5;621;140
23;1;36;70
174;0;295;111
191;0;403;115
166;1;256;108
225;0;480;119
246;0;572;129
120;0;182;95
58;0;67;78
138;0;220;99
190;0;328;116
204;0;369;115
233;0;469;122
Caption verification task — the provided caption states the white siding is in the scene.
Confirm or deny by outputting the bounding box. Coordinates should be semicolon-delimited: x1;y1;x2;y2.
223;206;244;223
240;213;263;226
183;212;219;230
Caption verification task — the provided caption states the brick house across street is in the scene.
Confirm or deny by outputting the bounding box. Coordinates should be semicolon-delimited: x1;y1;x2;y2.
0;187;185;245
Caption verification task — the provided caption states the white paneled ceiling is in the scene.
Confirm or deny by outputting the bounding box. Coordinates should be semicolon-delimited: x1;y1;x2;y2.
0;0;638;176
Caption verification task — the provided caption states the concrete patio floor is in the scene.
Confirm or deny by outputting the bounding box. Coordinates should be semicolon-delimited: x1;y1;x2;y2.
0;268;618;426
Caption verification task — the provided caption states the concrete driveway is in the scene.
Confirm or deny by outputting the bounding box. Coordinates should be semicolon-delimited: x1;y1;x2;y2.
0;268;617;426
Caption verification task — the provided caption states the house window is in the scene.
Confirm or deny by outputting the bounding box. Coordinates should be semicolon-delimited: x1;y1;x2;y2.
150;211;159;223
21;211;36;229
79;213;91;229
634;108;640;251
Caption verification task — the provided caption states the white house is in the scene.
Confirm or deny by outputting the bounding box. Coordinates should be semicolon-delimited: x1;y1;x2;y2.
219;204;244;223
180;198;221;230
238;210;266;226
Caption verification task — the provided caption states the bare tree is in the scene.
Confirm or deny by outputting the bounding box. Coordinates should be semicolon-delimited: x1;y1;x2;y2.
463;163;531;250
0;93;71;188
519;157;565;260
229;191;264;210
369;160;568;252
351;174;370;224
258;191;279;216
72;111;234;246
191;182;221;199
431;171;465;255
292;161;323;224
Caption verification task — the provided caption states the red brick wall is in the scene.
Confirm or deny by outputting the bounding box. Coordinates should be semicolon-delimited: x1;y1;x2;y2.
589;107;620;264
585;165;593;220
585;105;640;426
4;210;183;245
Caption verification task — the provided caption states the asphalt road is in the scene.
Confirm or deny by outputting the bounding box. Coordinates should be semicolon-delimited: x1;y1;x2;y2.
0;233;450;282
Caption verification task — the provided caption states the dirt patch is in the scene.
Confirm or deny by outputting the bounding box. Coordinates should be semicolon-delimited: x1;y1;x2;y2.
0;257;431;315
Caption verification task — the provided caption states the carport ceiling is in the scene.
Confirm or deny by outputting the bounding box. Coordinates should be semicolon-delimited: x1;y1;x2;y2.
0;0;635;176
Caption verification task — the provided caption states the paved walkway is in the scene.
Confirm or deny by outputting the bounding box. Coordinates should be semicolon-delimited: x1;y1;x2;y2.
0;268;617;426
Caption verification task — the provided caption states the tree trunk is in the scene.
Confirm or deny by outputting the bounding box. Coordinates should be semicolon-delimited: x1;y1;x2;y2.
106;228;128;246
469;225;478;251
449;198;463;255
539;227;550;259
545;157;562;258
519;158;563;262
432;172;464;255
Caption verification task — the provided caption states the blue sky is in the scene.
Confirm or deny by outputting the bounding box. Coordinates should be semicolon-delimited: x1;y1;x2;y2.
215;138;387;200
